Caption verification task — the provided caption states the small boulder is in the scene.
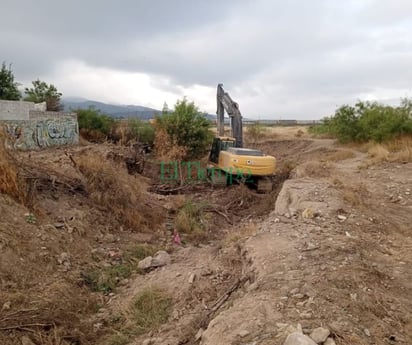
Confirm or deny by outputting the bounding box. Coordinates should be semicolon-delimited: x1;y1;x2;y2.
283;332;317;345
310;327;330;344
195;328;204;341
324;338;336;345
138;251;171;270
151;251;171;267
21;336;36;345
188;273;196;284
138;256;153;270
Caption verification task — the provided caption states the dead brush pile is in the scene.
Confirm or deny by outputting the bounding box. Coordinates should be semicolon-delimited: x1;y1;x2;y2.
76;153;148;230
0;131;30;205
0;282;97;345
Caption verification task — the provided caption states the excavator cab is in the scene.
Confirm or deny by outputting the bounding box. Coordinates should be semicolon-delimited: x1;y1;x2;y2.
209;137;236;163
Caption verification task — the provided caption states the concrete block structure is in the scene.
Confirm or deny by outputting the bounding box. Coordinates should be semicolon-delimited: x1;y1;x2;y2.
0;100;79;150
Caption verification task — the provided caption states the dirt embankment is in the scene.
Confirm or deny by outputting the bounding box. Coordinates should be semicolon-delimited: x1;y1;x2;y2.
0;136;411;345
198;143;412;345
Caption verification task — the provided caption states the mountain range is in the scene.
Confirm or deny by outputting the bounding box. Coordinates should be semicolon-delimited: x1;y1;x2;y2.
62;98;160;120
62;98;217;120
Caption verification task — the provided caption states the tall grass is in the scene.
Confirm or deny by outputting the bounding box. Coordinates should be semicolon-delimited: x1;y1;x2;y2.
361;137;412;166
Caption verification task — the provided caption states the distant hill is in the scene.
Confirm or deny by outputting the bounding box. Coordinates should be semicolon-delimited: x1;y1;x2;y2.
62;99;160;120
62;98;218;121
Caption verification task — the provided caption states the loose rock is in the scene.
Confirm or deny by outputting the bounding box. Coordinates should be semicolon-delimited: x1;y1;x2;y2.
138;256;153;270
188;273;196;284
151;250;171;267
289;288;300;295
57;252;70;264
324;338;336;345
195;328;204;341
138;251;171;270
21;336;36;345
283;332;317;345
310;327;330;344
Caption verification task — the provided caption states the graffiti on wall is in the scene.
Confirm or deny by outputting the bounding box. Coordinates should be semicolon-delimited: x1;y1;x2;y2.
3;117;79;150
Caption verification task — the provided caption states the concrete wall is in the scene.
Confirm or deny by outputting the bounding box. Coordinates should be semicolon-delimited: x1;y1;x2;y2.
0;100;35;120
2;113;79;150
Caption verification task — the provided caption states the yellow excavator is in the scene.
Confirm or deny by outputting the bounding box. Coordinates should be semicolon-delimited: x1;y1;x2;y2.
207;84;276;193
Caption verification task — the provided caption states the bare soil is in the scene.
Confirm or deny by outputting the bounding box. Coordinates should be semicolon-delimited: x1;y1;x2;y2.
0;132;411;345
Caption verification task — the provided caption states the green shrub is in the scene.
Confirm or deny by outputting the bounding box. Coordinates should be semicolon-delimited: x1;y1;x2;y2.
82;264;131;294
155;98;213;159
310;99;412;143
77;107;116;141
127;118;155;145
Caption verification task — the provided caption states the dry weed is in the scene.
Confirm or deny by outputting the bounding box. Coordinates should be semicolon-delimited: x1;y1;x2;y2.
76;153;144;230
295;129;304;137
390;147;412;162
105;286;172;344
154;127;186;161
361;136;412;167
323;149;355;162
331;176;368;206
0;130;30;204
386;136;412;162
223;222;257;245
342;190;362;206
368;144;389;162
385;135;412;152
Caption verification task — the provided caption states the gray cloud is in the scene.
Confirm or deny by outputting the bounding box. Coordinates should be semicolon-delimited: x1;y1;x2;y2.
1;0;411;118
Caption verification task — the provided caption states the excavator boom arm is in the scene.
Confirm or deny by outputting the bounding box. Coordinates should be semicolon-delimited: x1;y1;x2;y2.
216;84;243;148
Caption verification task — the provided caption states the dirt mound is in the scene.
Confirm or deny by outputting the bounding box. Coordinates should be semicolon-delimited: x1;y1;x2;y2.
198;143;412;345
0;144;167;345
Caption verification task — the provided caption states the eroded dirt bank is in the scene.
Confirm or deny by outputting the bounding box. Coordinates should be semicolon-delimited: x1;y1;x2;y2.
1;138;411;345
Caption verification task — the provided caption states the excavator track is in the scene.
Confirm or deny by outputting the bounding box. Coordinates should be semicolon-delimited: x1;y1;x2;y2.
256;177;273;193
207;168;228;186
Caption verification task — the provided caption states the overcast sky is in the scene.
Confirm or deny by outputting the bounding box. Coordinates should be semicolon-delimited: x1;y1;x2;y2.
1;0;412;119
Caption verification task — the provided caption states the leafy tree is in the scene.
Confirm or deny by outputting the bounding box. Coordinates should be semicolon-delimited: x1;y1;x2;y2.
127;118;155;145
162;102;169;114
155;98;213;159
76;107;116;142
0;62;21;100
24;79;62;111
310;99;412;143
